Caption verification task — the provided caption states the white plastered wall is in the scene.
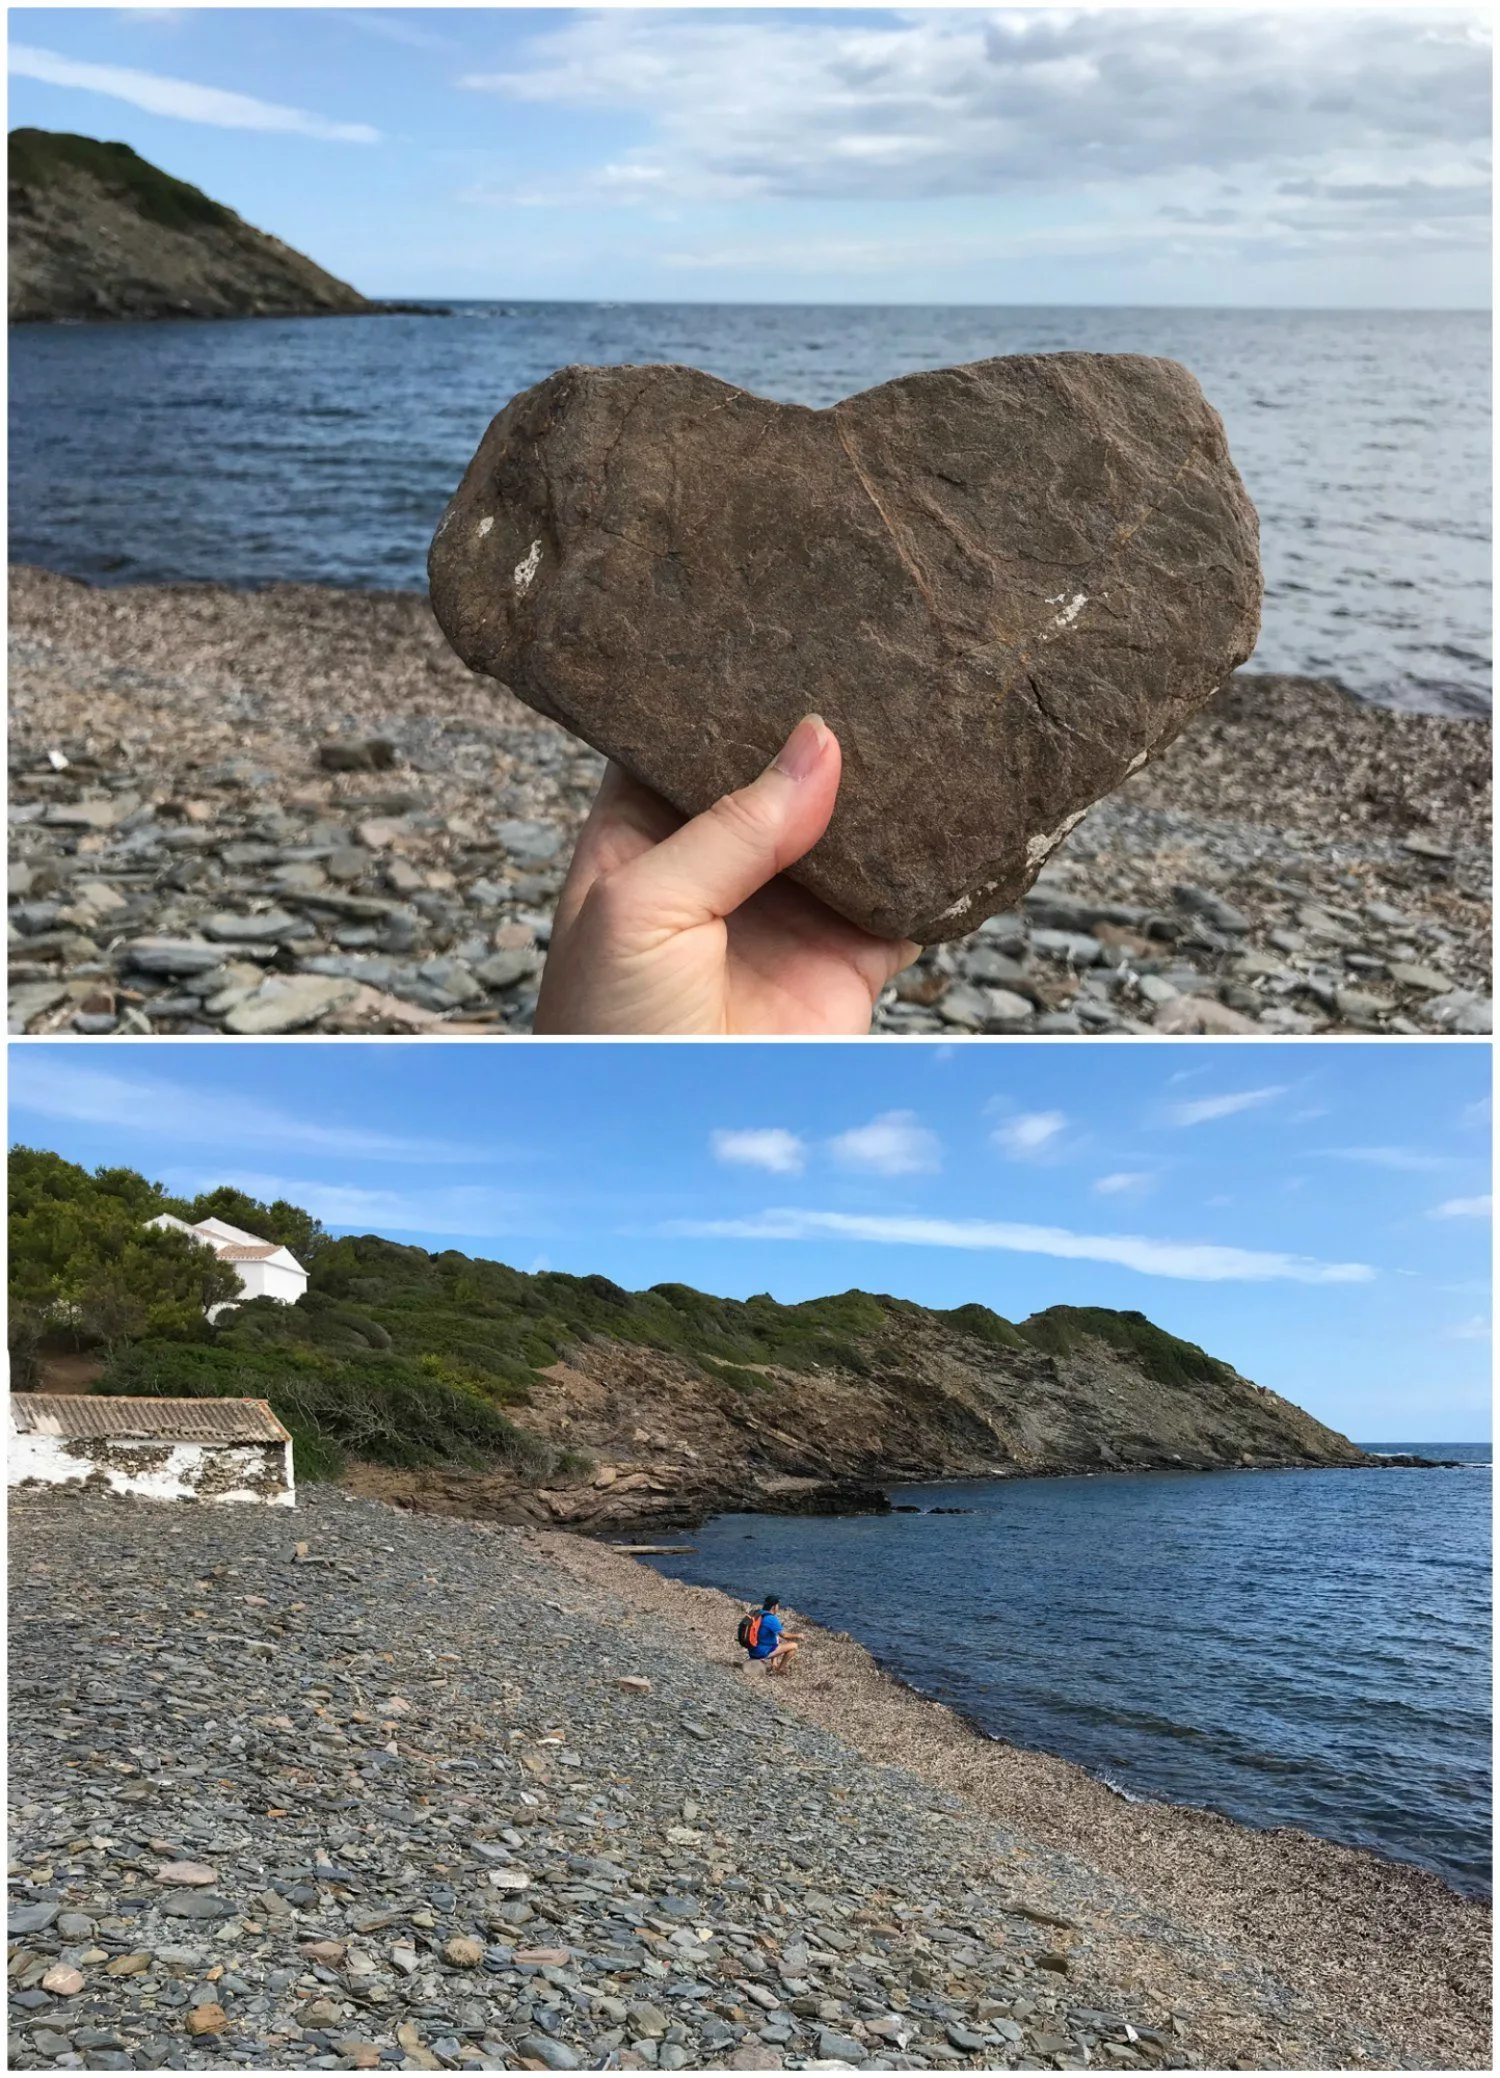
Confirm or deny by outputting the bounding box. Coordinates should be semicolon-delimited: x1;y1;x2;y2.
9;1431;295;1505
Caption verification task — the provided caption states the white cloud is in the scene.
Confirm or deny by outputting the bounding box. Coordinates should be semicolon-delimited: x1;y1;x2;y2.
666;1209;1373;1285
1432;1195;1493;1218
827;1111;941;1175
992;1110;1067;1159
1169;1087;1288;1127
342;12;456;54
8;1057;481;1165
1094;1171;1153;1196
460;9;1490;262
9;43;380;141
1446;1314;1492;1342
711;1128;806;1176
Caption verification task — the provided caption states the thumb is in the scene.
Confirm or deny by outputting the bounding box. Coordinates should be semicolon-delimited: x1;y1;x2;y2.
613;714;841;930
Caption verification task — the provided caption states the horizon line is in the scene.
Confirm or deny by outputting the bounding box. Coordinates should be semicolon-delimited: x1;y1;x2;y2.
348;296;1494;316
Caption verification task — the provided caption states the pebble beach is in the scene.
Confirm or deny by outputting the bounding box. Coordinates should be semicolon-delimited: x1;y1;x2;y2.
8;568;1492;1038
8;1488;1491;2073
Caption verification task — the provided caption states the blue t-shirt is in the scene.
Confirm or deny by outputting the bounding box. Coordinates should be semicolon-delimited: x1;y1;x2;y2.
747;1610;782;1659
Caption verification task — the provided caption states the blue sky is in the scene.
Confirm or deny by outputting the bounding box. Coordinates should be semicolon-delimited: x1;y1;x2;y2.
8;1039;1491;1440
9;8;1491;305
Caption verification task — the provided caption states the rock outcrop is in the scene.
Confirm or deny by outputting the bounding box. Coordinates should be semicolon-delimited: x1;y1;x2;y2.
9;128;372;322
334;1284;1366;1533
429;355;1261;942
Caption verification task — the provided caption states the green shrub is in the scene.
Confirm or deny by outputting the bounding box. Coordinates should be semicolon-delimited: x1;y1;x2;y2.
96;1339;553;1477
939;1302;1028;1350
1019;1306;1233;1389
702;1360;772;1394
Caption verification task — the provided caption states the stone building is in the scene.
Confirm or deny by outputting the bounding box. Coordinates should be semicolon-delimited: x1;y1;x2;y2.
8;1394;295;1504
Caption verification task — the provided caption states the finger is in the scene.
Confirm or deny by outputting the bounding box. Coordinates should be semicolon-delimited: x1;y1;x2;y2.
553;763;684;937
612;714;841;933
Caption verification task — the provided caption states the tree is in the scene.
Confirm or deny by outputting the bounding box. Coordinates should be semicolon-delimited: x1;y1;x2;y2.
8;1146;243;1370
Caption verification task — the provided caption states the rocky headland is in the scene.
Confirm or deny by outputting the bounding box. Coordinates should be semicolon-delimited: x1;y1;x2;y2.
330;1291;1369;1538
7;1488;1490;2074
22;1192;1371;1534
8;567;1490;1036
9;130;407;325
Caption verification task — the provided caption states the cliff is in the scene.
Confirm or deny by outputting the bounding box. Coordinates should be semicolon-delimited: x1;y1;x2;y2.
347;1287;1370;1529
9;128;372;323
73;1214;1367;1528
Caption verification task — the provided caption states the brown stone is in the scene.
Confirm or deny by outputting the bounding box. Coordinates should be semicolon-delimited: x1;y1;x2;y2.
301;1939;347;1965
40;1964;84;1996
429;355;1260;942
443;1935;485;1967
186;2002;228;2036
155;1860;216;1886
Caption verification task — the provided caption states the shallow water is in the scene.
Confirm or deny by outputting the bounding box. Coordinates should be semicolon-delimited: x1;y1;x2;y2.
11;303;1491;715
647;1447;1492;1895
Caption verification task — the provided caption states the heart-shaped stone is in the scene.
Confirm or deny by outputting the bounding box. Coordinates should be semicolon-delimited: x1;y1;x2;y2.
428;354;1260;942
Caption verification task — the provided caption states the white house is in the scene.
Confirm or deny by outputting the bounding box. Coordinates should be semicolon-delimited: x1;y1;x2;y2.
148;1214;308;1319
9;1394;295;1505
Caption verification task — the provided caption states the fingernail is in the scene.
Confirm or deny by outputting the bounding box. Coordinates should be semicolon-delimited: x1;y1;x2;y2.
772;713;830;783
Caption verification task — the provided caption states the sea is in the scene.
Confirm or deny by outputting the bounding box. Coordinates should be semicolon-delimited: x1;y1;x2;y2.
646;1446;1493;1898
10;303;1491;717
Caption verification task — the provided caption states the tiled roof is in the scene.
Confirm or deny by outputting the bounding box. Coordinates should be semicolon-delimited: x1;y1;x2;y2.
216;1243;280;1261
9;1395;290;1444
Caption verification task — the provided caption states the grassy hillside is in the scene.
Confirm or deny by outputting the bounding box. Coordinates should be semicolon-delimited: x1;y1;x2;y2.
10;129;233;233
9;1149;1245;1484
10;127;371;322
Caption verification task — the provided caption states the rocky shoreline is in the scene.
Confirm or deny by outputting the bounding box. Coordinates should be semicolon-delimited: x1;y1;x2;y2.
9;1488;1490;2075
341;1455;1442;1544
9;566;1492;1036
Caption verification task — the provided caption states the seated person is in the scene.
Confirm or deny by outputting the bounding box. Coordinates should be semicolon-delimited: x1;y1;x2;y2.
742;1594;802;1676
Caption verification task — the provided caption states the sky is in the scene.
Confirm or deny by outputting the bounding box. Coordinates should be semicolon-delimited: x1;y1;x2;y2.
8;6;1492;306
8;1038;1491;1440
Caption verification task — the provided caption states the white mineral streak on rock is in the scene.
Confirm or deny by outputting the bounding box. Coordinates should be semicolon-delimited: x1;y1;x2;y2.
513;538;543;592
1045;591;1088;629
475;516;494;540
934;879;1001;926
1025;805;1089;869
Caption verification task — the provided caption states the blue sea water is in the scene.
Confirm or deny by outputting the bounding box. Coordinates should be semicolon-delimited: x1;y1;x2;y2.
646;1448;1492;1896
9;303;1491;716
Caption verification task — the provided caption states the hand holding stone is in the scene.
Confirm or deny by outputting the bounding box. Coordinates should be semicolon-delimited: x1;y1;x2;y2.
430;354;1261;944
535;716;919;1034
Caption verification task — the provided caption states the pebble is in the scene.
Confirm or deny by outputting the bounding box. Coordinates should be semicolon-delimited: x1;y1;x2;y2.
7;1488;1230;2073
